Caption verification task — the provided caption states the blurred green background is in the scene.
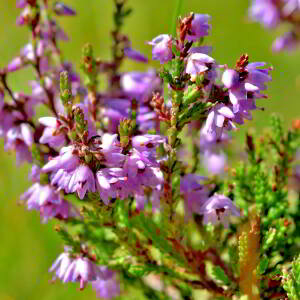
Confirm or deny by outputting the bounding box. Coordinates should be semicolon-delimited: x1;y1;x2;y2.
0;1;300;299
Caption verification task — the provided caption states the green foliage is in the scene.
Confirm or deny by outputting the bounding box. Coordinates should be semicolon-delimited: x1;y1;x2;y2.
212;266;231;286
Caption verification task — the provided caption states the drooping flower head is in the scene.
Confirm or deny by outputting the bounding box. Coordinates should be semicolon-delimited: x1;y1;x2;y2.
180;174;209;220
92;270;120;299
186;14;211;41
148;34;173;64
199;193;240;227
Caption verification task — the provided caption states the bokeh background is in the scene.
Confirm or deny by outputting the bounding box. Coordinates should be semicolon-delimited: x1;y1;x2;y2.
0;1;300;299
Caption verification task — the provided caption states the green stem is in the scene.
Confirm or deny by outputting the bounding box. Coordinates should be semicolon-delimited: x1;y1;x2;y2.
170;0;183;36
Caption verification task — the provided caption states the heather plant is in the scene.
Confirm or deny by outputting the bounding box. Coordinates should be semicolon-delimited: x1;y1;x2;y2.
2;1;300;299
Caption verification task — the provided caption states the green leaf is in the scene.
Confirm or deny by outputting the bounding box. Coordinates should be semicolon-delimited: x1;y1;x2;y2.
259;257;269;275
212;266;230;285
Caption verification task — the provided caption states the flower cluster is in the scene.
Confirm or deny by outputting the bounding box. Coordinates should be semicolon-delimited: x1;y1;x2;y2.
5;1;298;300
249;0;300;51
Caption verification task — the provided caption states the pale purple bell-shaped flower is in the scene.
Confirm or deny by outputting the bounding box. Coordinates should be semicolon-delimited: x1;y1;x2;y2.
54;2;76;16
282;0;300;15
96;168;130;204
245;62;272;92
39;117;66;148
186;53;217;90
4;123;34;165
67;164;96;199
20;183;77;222
92;271;120;299
249;0;280;28
132;134;165;163
62;257;101;290
222;69;243;113
132;134;165;152
42;146;80;173
202;104;236;140
50;248;104;290
202;150;227;175
49;248;73;281
186;53;215;76
121;70;161;102
148;34;173;64
180;174;209;220
124;47;148;63
222;63;271;113
186;14;211;41
272;31;299;52
40;199;78;223
98;133;125;167
123;149;164;192
199;193;240;227
21;183;60;210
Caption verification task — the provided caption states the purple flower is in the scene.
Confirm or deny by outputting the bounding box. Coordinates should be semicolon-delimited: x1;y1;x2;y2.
49;248;73;281
249;0;280;28
54;2;76;16
42;146;80;173
199;193;240;227
180;174;209;220
96;168;130;204
124;47;148;63
222;63;271;113
40;199;78;223
4;123;34;165
186;53;217;89
202;104;236;140
132;134;165;160
21;183;60;210
67;164;96;199
202;150;227;175
50;164;96;199
282;0;300;15
21;183;77;222
123;149;164;190
186;53;215;76
186;14;211;41
92;271;120;299
50;249;102;290
272;31;299;52
148;34;173;64
39;117;65;148
97;133;125;167
62;257;101;290
121;70;161;102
